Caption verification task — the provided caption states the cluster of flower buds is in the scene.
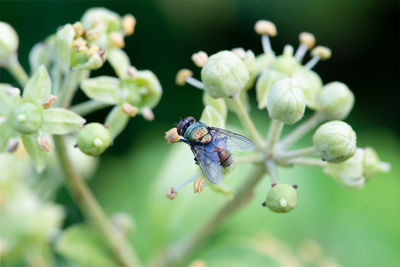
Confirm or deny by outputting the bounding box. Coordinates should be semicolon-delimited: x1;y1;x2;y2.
171;19;390;212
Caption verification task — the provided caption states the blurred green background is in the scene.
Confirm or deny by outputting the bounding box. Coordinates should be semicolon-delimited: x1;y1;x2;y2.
1;0;399;266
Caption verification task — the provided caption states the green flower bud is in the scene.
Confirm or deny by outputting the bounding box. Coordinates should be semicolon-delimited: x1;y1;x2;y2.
318;82;354;120
269;45;301;76
256;69;285;109
362;147;380;179
201;51;249;98
202;93;227;119
292;69;322;110
324;148;365;189
0;22;18;60
81;8;121;33
12;102;43;134
77;123;111;156
200;105;225;128
313;120;356;163
121;70;162;108
265;184;298;213
266;77;306;124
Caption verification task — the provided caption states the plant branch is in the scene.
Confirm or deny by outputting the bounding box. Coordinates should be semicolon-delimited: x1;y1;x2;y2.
264;120;284;151
231;94;265;149
4;54;29;87
274;147;315;161
278;112;325;149
279;157;326;168
53;135;140;267
71;100;110;116
157;164;266;266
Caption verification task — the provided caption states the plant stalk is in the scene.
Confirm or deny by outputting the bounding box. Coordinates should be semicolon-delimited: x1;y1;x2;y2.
71;99;110;116
5;54;29;87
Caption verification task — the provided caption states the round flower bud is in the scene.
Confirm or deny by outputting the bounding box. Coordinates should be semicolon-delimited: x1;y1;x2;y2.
318;82;354;120
201;51;249;98
266;77;306;124
292;69;323;110
0;22;18;60
12;102;43;134
362;147;380;179
265;184;298;213
256;69;285;109
313;121;356;163
77;123;111;157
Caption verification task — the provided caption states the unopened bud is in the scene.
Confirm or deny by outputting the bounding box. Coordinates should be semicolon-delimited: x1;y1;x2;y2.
42;95;57;109
299;32;315;50
122;14;136;35
362;147;380;179
266;77;306;124
122;102;138;117
166;187;177;200
193;178;206;193
231;48;246;59
191;51;208;67
254;20;277;36
318;82;354;120
109;32;125;48
311;46;331;60
313;121;356;163
265;184;298;213
0;22;19;60
165;128;180;143
37;136;51;152
176;69;193;86
77;123;111;156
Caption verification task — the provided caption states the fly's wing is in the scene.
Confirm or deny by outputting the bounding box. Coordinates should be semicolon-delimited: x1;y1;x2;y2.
209;127;255;152
191;144;222;184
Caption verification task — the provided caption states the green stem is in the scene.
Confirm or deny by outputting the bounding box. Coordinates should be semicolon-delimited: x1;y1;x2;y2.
265;160;279;184
280;157;326;168
231;94;265;149
5;55;29;87
57;70;81;108
71;100;110;116
53;136;140;267
157;164;266;266
264;120;284;151
278;112;325;149
234;153;264;164
274;147;315;161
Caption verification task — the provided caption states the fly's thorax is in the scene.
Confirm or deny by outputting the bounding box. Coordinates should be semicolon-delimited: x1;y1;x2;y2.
184;122;211;143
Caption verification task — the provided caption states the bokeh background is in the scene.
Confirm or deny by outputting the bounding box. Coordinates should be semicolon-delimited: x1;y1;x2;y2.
1;0;399;266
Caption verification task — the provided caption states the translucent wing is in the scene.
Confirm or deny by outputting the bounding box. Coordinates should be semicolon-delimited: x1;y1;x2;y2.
191;144;222;184
209;127;255;152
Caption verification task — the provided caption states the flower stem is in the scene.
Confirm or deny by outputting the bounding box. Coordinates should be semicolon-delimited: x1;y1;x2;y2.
71;100;110;116
5;55;29;87
278;112;325;149
265;160;279;184
53;135;140;267
234;153;264;164
264;120;284;150
280;157;326;168
231;94;265;149
274;147;315;161
157;164;266;266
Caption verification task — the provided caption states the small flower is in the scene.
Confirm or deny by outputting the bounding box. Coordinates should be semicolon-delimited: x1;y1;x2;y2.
318;82;354;120
122;14;136;36
264;184;298;213
165;128;180;143
266;77;306;124
191;51;208;67
193;178;206;194
201;50;249;98
166;187;177;200
0;22;18;61
77;123;111;156
313;120;356;163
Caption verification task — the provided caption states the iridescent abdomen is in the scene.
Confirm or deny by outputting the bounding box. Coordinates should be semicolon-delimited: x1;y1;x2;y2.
184;122;212;144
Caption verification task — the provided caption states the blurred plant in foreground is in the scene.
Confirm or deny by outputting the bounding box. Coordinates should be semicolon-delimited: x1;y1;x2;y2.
159;19;390;266
0;8;162;267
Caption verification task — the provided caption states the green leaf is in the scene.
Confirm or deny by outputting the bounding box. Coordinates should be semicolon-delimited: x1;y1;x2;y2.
55;24;75;67
81;76;120;104
22;65;51;104
105;106;129;140
55;224;118;267
42;108;86;135
107;49;131;78
22;134;46;172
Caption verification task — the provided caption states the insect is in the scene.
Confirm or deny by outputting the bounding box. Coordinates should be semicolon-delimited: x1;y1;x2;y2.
176;116;255;184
